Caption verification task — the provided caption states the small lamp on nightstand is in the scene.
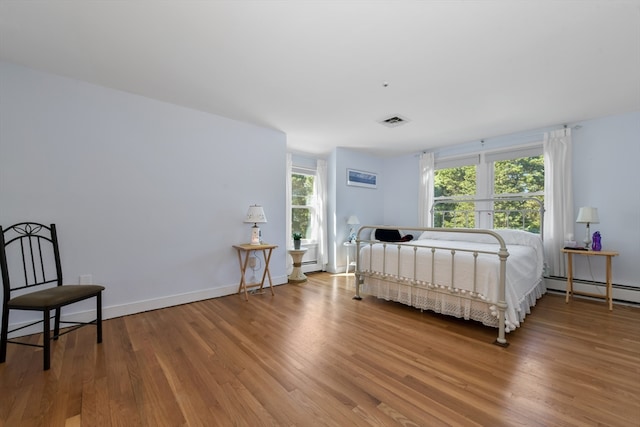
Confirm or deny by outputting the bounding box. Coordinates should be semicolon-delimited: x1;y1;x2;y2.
245;204;267;245
576;207;599;249
347;215;360;243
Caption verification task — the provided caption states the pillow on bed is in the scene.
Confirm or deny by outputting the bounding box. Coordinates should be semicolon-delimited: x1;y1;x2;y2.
495;229;542;248
418;229;540;246
418;230;496;243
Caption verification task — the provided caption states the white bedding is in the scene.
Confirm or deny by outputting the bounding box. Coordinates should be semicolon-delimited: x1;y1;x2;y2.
358;229;545;331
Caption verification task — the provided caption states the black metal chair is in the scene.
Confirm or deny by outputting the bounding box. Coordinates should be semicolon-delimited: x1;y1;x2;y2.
0;223;105;370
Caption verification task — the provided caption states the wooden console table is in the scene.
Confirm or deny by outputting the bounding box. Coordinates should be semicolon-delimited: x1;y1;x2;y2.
233;243;277;301
562;248;618;310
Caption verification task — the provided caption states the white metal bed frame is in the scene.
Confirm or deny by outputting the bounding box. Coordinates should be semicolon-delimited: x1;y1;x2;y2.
353;197;545;347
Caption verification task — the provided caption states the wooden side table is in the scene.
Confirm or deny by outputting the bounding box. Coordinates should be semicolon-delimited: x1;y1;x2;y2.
562;248;619;310
233;243;277;301
288;248;308;283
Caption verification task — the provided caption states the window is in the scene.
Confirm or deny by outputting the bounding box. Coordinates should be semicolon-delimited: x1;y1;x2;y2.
433;146;544;231
433;155;479;228
434;165;477;227
291;169;316;241
492;154;544;232
288;160;326;273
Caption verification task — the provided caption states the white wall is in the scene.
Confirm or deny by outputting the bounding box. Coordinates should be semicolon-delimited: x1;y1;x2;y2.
0;61;288;330
570;112;640;290
328;148;384;272
382;153;421;226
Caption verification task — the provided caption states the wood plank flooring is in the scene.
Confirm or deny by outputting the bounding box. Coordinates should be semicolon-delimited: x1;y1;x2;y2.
1;272;639;426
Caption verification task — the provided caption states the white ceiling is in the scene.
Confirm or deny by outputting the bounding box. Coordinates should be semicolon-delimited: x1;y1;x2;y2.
1;1;639;157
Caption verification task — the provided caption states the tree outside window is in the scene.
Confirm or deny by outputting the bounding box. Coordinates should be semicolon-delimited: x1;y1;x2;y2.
434;165;476;227
493;155;544;232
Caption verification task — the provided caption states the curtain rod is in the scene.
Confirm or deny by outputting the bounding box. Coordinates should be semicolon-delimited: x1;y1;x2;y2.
417;123;582;156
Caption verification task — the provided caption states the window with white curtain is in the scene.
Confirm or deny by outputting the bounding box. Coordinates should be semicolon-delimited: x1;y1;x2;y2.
289;164;325;272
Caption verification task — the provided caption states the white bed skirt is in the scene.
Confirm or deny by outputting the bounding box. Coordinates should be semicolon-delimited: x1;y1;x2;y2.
361;274;546;332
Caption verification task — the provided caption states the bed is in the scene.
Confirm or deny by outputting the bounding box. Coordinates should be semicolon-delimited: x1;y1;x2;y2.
353;197;545;346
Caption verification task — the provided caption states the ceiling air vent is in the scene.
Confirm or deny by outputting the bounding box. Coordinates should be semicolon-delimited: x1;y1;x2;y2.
378;114;410;128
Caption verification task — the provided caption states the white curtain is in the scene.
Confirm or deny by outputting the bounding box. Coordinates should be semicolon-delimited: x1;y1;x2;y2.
315;159;328;269
285;153;293;272
543;128;573;277
418;152;435;227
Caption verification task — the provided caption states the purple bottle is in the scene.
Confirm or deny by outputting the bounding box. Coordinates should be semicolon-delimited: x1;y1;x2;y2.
592;231;601;251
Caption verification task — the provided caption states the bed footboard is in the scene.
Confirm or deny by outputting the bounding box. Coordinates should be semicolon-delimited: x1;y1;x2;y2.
353;225;510;346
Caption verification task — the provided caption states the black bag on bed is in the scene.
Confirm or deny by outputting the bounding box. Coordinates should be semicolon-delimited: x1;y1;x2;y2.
375;229;413;242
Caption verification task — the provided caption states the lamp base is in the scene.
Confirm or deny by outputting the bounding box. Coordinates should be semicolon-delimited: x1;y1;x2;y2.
250;224;261;245
583;223;591;249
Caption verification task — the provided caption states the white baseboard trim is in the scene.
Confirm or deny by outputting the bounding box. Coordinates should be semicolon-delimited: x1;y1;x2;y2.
6;275;289;338
545;277;640;305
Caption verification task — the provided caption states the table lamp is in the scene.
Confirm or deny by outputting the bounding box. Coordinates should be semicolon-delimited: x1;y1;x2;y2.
245;205;267;245
347;215;360;242
576;207;599;249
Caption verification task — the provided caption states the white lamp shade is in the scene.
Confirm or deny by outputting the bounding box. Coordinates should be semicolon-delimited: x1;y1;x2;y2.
576;207;599;224
347;215;360;225
245;205;267;223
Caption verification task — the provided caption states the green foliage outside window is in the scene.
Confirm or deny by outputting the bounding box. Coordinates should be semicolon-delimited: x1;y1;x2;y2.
493;156;544;232
434;165;477;227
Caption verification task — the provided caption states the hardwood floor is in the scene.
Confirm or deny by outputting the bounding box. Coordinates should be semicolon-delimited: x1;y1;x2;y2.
1;272;639;426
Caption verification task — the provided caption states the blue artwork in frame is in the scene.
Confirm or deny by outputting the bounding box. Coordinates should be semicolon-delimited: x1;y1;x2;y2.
347;169;377;189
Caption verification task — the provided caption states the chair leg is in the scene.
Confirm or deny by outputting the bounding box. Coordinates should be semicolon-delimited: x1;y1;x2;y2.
97;292;103;344
0;306;8;364
43;309;50;371
54;307;61;340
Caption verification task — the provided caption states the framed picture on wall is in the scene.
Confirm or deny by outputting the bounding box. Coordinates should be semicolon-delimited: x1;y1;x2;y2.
347;169;377;189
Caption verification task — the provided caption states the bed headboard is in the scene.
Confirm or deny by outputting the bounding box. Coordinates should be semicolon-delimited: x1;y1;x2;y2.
431;196;544;236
